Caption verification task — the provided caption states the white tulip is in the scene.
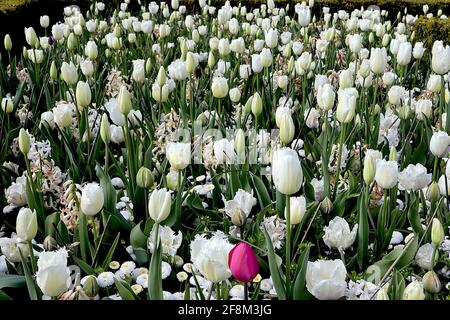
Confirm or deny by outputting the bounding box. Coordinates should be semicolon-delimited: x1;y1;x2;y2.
16;208;38;241
375;159;398;189
75;81;91;108
148;188;172;223
211;77;229;98
403;281;425;300
397;42;412;66
323;216;358;251
53;103;73;129
306;259;347;300
166;142;191;171
36;249;71;297
272;147;303;195
432;41;450;75
286;196;306;225
336;88;358;123
370;47;388;74
61;61;78;86
430;131;450;157
132;59;145;83
80;183;104;216
190;231;233;283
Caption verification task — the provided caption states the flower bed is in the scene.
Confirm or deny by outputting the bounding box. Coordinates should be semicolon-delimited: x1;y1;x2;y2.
0;0;450;301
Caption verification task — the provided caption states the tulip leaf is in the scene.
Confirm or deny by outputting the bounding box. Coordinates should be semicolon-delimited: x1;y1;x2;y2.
18;249;40;300
114;278;139;300
102;232;121;270
45;213;60;238
251;175;272;209
0;290;12;300
148;240;163;300
0;275;26;290
293;244;311;300
95;163;117;216
356;191;369;270
78;212;90;264
263;227;286;300
71;254;96;276
407;194;424;237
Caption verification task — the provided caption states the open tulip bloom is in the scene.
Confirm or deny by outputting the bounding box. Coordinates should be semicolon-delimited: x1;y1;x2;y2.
1;0;450;302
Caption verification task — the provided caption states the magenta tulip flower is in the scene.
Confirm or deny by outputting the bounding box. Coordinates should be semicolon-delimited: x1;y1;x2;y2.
228;242;260;282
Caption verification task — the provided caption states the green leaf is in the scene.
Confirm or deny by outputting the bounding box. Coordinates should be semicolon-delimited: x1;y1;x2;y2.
0;275;26;290
19;250;40;300
251;175;272;209
0;290;13;300
293;245;311;300
114;278;139;300
147;240;163;300
71;254;96;275
45;213;60;238
356;191;369;270
262;227;286;300
102;232;121;270
78;212;90;264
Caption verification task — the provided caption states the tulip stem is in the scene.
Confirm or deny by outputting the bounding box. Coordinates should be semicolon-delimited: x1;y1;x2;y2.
285;194;291;296
332;124;346;200
244;282;248;301
215;282;221;300
104;143;109;172
28;241;37;274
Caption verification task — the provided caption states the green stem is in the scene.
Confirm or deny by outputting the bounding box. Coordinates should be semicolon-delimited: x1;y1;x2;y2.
285;194;291;297
28;241;37;274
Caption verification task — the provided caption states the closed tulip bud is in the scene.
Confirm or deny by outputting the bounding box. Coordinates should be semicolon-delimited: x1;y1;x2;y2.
243;96;253;114
431;218;444;246
368;32;374;44
423;271;442;293
251;92;262;116
80;183;104;216
389;146;397;161
427;181;441;202
148;188;172;223
375;159;399;189
83;275;99;298
272;147;303;195
363;155;376;184
228;242;260;282
50;61;58;80
320;197;333;214
84;40;98;60
67;33;77;50
234;129;245;162
132;59;145;83
16;208;38;241
279;113;295;145
431;41;450;75
208;52;216;69
287;196;306;224
1;97;13;113
118;86;132;115
430;131;450;157
100;114;111;144
336;88;358;123
43;235;57;251
136;167;154;189
76;81;91;108
370;48;388;74
145;58;152;75
4;34;12;51
403;280;425;300
24;27;38;47
186;52;198;74
19;128;30;155
211;77;229;98
166;142;191;170
157;66;166;87
61;61;78;86
40;15;49;28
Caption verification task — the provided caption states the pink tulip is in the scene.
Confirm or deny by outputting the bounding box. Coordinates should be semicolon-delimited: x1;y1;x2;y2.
228;242;260;282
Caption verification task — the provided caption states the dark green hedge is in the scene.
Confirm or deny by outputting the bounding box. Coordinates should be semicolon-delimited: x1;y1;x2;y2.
414;16;450;47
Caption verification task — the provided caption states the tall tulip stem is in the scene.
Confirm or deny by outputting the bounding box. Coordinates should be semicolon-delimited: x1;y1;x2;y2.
285;194;291;295
28;241;37;274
